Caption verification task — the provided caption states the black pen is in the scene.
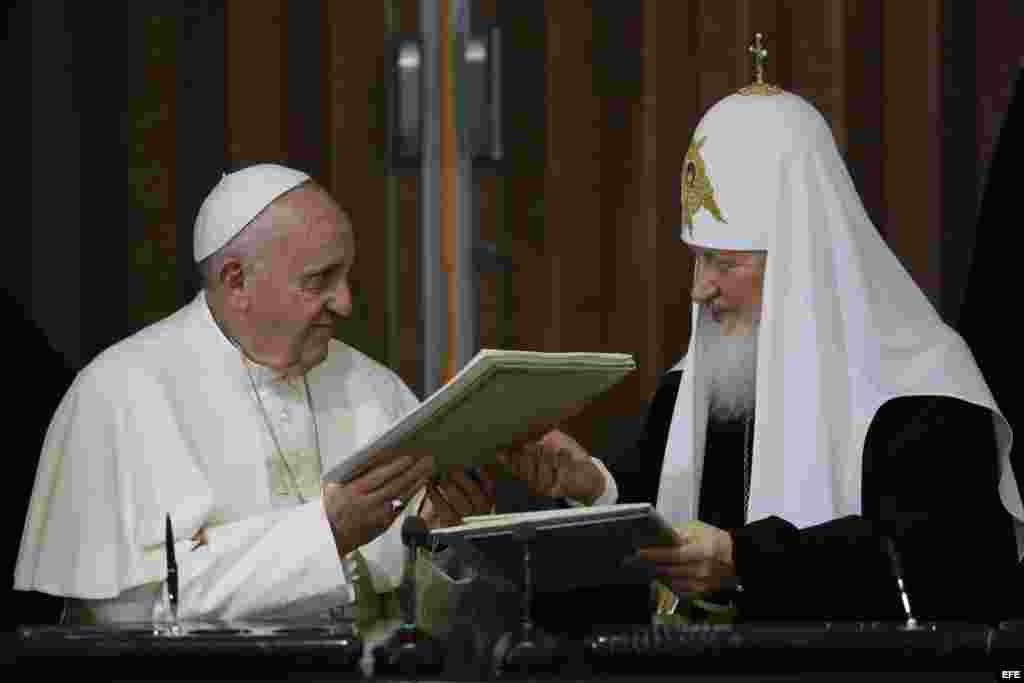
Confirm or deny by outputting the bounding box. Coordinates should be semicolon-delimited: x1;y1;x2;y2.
165;514;179;625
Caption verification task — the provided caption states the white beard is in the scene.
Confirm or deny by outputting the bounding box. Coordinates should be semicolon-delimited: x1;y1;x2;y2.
697;307;759;422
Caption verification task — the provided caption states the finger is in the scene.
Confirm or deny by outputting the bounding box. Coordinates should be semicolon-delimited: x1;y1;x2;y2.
476;464;500;496
352;455;415;494
495;451;521;478
672;544;711;565
437;478;474;516
539;430;569;455
669;578;698;595
542;429;588;459
190;527;209;551
527;454;546;494
370;469;432;507
548;450;574;497
648;562;701;579
540;456;557;493
518;448;539;482
505;449;530;484
635;546;685;563
427;485;459;526
376;456;435;498
448;471;491;514
397;474;433;505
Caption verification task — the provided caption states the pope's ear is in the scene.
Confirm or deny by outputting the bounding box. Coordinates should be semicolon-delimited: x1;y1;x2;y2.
218;258;249;308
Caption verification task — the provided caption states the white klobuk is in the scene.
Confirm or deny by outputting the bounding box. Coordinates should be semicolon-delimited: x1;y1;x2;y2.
659;87;1023;556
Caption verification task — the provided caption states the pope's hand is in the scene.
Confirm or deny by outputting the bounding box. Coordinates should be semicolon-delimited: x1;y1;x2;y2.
322;453;434;558
630;520;737;595
420;469;496;529
496;429;606;504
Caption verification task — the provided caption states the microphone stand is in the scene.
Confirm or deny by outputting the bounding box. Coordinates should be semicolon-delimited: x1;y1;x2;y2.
372;516;445;676
492;524;561;678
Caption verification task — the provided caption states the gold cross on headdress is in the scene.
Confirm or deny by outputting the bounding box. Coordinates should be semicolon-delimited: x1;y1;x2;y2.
749;33;768;85
738;32;781;96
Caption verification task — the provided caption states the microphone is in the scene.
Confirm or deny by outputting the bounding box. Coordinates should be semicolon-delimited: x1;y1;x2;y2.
398;516;431;627
372;515;444;676
882;536;918;629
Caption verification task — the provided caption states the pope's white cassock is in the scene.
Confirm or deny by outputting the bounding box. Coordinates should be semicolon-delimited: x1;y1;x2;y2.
14;290;419;623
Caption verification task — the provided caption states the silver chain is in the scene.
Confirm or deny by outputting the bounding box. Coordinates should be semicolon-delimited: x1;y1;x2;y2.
242;355;321;505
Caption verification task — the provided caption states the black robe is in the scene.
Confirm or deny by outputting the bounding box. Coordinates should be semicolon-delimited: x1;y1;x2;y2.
597;370;1022;624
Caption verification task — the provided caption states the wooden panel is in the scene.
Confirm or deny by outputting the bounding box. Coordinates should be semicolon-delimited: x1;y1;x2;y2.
178;2;227;295
29;0;82;369
574;0;702;454
697;0;747;108
882;0;944;307
565;0;645;451
474;0;504;355
553;0;707;454
126;11;180;328
543;2;601;353
649;0;702;379
477;173;506;353
500;1;548;354
391;0;422;390
781;0;846;150
843;0;884;232
396;174;421;390
593;0;642;357
975;3;1024;196
606;0;690;383
284;1;328;181
324;1;391;367
745;1;785;89
225;0;286;167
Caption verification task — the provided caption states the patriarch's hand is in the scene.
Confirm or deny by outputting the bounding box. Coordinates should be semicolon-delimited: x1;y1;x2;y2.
629;520;737;595
419;468;496;529
496;429;606;504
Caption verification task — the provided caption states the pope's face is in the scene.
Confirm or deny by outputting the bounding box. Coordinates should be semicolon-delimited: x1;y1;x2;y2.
243;186;355;376
689;247;765;336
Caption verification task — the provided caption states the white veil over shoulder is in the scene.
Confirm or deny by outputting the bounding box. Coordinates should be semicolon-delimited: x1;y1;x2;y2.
657;87;1023;555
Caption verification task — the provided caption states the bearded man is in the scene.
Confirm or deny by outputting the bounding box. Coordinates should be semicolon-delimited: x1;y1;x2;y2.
14;164;493;625
503;85;1023;624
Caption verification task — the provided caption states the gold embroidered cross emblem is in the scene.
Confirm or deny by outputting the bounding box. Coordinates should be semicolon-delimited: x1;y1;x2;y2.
681;136;727;232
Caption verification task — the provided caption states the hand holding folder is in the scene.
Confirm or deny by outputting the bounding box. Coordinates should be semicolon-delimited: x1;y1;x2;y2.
429;503;683;593
322;349;636;485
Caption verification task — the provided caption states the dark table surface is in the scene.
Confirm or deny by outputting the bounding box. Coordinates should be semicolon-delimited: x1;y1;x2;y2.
7;619;1024;681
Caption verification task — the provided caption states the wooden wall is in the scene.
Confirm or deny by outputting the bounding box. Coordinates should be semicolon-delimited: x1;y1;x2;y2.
12;0;1024;633
493;0;954;452
16;0;1024;455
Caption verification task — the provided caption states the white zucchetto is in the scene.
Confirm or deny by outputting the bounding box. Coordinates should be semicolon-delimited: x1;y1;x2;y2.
193;164;310;262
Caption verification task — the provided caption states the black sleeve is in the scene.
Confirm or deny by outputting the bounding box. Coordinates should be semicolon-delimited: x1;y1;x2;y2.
528;373;683;635
732;396;1021;623
607;372;682;505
